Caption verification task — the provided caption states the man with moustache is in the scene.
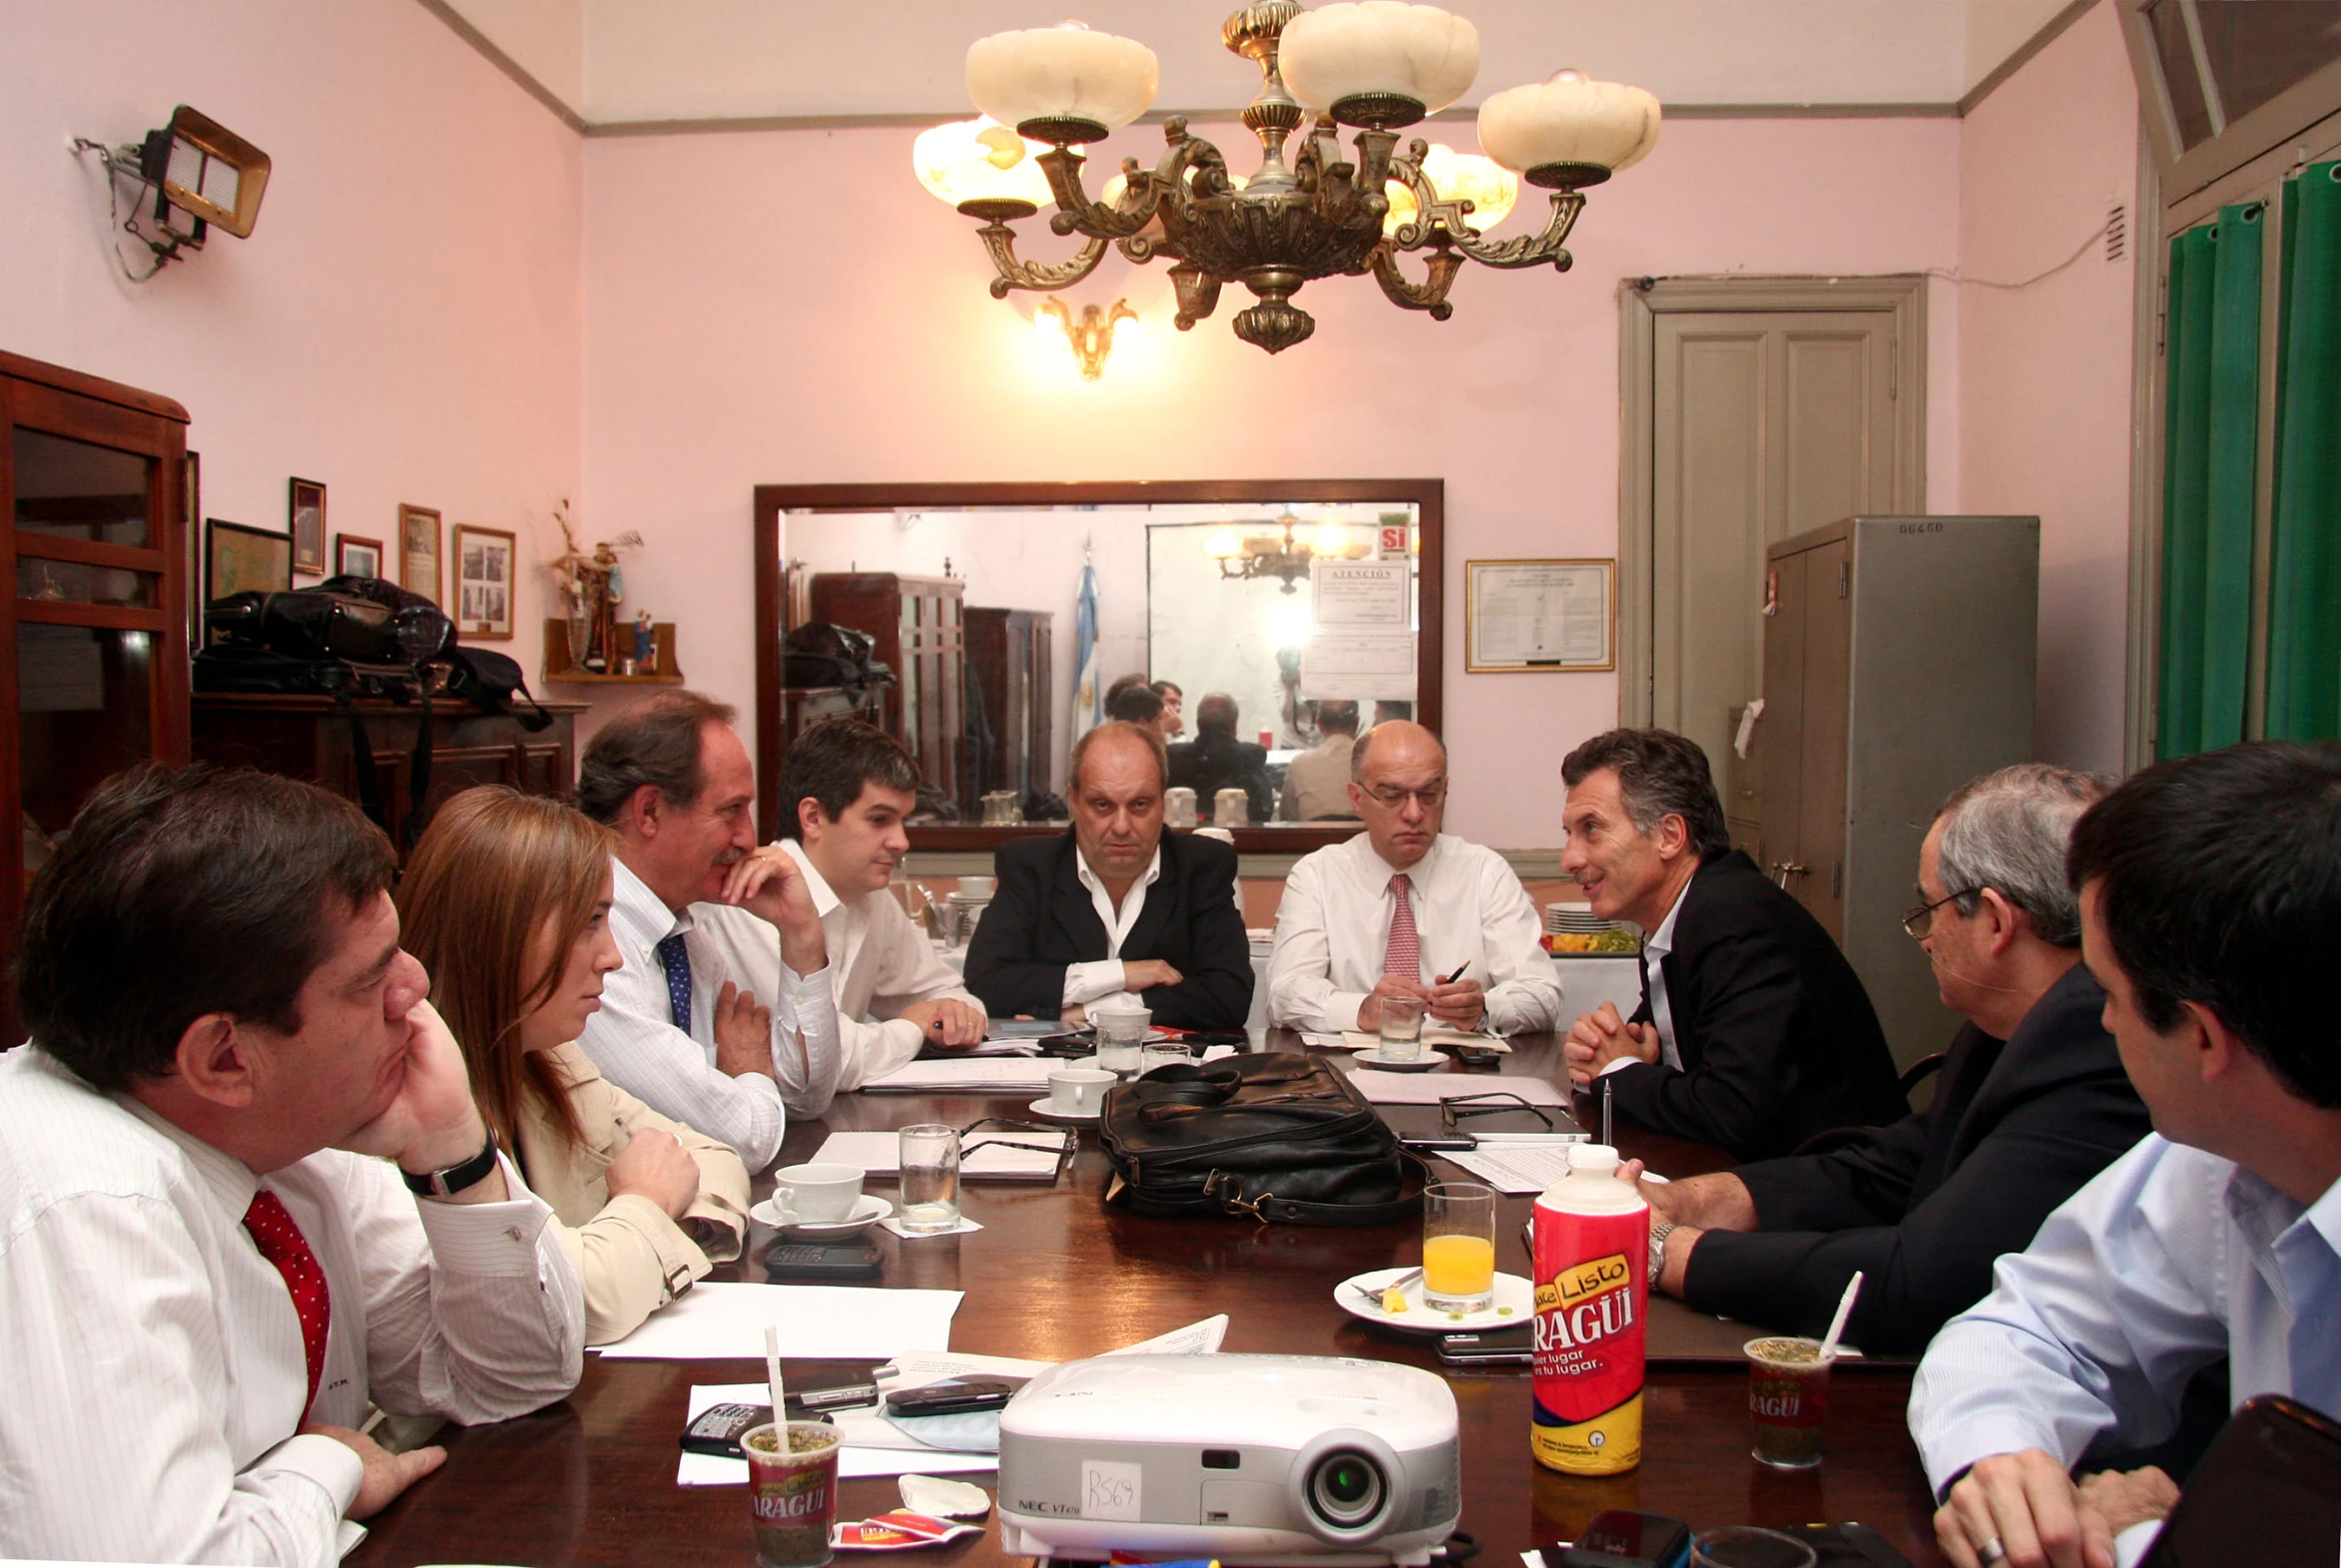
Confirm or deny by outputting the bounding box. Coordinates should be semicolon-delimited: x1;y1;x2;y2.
1268;721;1561;1035
1617;765;2150;1352
965;721;1253;1028
0;765;582;1566
576;691;842;1169
696;718;987;1091
1560;727;1904;1160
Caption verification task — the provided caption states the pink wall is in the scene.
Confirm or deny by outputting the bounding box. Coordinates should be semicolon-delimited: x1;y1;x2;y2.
1958;1;2141;773
0;0;582;648
581;115;1962;845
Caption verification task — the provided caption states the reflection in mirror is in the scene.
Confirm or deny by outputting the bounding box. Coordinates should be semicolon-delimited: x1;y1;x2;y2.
755;481;1443;847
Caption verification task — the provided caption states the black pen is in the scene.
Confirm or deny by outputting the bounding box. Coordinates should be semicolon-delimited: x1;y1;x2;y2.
1437;961;1469;986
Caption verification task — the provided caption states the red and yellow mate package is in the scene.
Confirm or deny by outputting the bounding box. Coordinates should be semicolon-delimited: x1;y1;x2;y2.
1529;1193;1647;1474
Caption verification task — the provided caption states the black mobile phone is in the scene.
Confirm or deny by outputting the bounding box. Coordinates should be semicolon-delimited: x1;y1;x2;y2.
1403;1136;1480;1153
1447;1045;1504;1069
883;1376;1026;1417
1437;1324;1533;1365
765;1242;883;1282
679;1401;835;1457
1548;1510;1691;1568
789;1364;881;1411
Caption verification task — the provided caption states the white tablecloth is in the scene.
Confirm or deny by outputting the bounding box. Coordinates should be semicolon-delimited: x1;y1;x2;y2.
929;943;1642;1034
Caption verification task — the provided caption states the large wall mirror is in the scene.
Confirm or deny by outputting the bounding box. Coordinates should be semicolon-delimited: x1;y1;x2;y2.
753;480;1444;851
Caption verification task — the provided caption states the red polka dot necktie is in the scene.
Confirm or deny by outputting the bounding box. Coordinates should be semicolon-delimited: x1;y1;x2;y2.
1382;873;1421;983
245;1190;331;1422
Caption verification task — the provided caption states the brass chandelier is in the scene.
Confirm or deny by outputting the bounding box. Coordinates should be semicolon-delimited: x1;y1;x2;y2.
929;1;1660;354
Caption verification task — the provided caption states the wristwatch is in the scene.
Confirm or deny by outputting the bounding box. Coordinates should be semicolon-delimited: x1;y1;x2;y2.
402;1139;500;1200
1648;1220;1677;1281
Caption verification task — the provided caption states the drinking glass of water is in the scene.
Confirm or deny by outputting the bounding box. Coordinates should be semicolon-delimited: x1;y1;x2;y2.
896;1124;962;1234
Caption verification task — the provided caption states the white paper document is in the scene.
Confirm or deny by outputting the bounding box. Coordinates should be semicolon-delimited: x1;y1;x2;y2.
1440;1142;1588;1195
814;1129;1068;1182
1344;1070;1569;1107
1337;1029;1509;1053
862;1057;1058;1093
594;1280;962;1358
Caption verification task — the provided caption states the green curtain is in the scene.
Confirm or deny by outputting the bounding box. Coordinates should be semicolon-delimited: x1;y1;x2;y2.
2157;203;2264;759
2267;162;2341;740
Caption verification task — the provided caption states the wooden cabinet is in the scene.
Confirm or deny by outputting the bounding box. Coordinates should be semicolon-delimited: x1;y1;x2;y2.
964;607;1053;802
192;694;583;850
1;351;192;1043
810;572;964;811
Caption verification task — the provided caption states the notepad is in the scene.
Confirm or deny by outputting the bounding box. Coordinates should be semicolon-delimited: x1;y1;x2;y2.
1336;1028;1510;1053
594;1280;962;1358
1344;1070;1570;1107
813;1128;1069;1182
862;1057;1059;1092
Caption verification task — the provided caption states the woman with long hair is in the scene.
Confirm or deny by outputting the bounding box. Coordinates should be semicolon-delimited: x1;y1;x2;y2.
398;784;749;1343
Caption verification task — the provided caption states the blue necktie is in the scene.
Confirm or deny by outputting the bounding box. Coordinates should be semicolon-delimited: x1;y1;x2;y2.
656;932;692;1034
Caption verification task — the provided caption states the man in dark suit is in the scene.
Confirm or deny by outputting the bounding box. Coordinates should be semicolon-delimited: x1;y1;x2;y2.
1619;765;2150;1352
965;721;1253;1029
1168;693;1274;825
1561;728;1905;1159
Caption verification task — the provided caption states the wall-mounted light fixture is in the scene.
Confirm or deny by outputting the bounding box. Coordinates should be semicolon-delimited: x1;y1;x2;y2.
1035;297;1137;380
73;106;271;279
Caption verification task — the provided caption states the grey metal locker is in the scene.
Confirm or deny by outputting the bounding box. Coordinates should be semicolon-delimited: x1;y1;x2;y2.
1750;515;2040;1070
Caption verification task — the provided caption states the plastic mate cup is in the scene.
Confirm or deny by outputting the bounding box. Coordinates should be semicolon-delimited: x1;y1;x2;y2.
744;1421;842;1568
1421;1181;1497;1312
1744;1335;1835;1469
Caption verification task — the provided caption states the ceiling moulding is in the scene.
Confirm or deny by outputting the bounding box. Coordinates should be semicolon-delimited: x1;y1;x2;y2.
412;0;588;132
1956;0;2100;117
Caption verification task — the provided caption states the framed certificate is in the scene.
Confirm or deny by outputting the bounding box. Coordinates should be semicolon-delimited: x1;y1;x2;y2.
1464;559;1615;673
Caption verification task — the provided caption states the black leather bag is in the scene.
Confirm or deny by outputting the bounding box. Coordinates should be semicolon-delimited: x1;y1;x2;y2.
1097;1052;1421;1226
783;622;894;691
442;645;553;732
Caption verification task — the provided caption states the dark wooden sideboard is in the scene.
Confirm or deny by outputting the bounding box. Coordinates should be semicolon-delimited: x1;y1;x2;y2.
192;693;585;847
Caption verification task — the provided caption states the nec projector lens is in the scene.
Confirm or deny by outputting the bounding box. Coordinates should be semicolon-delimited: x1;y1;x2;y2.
1307;1451;1387;1526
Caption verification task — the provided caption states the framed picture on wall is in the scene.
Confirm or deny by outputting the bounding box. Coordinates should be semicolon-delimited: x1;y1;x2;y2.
289;477;326;575
1463;558;1616;673
450;523;516;641
207;519;292;605
335;533;383;578
185;451;203;651
398;504;442;605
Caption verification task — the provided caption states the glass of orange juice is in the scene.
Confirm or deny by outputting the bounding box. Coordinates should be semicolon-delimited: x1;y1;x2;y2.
1421;1182;1497;1313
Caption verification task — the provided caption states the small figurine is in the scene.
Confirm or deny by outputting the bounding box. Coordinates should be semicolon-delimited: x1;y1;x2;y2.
634;609;655;674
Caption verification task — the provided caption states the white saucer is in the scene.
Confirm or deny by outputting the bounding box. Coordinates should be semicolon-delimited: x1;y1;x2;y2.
750;1192;892;1239
1336;1268;1534;1333
1026;1096;1101;1125
1351;1050;1445;1072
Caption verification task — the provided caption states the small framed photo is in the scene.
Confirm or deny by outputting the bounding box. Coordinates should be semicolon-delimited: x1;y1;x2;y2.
451;524;517;641
398;504;442;605
207;518;292;605
335;533;384;579
289;477;326;575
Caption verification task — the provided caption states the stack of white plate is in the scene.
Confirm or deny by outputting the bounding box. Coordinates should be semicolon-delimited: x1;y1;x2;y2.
1545;901;1635;941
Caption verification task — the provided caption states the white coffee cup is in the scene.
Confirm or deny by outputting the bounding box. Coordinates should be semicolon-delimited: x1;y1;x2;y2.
769;1162;865;1225
1047;1066;1116;1117
955;875;996;900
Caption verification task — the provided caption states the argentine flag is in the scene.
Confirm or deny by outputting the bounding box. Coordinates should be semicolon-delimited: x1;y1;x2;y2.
1072;559;1103;734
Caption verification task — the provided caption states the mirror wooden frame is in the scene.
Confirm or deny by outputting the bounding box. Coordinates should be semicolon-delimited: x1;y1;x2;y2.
754;478;1444;852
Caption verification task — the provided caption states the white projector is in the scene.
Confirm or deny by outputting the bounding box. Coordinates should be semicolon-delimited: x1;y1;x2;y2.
997;1353;1463;1566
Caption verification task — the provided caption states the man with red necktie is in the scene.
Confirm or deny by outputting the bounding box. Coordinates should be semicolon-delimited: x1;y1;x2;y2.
0;765;584;1566
1267;721;1562;1036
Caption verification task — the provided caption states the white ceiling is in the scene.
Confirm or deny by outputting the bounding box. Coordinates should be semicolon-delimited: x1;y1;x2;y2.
440;0;2081;128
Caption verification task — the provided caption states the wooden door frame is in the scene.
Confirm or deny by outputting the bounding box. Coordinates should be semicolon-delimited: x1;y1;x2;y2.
1617;274;1929;727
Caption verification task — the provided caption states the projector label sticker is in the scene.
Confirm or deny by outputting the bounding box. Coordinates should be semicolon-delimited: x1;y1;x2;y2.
1080;1459;1143;1521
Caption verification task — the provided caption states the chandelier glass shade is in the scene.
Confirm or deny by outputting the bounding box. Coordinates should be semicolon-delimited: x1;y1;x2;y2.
1206;513;1370;593
923;2;1660;354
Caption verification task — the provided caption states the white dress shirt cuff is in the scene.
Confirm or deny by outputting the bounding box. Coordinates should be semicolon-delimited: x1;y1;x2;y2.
1062;960;1129;1008
260;1430;367;1521
1920;1416;2065;1500
1329;991;1368;1033
413;1151;556;1277
1597;1054;1642;1079
2113;1521;2162;1568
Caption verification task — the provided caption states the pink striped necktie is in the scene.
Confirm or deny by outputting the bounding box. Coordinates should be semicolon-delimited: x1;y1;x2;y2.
1382;873;1422;982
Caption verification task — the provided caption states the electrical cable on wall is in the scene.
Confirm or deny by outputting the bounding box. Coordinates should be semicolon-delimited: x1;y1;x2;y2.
1923;208;2125;290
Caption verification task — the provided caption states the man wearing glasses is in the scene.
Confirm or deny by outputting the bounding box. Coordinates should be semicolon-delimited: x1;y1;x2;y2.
1615;765;2149;1352
1267;721;1561;1035
1559;728;1904;1159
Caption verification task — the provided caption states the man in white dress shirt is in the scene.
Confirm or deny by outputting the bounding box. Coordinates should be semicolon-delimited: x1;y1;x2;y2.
0;764;583;1567
1268;721;1560;1034
1914;741;2341;1568
576;692;842;1170
697;718;986;1091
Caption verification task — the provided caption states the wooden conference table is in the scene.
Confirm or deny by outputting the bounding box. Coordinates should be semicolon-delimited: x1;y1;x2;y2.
350;1034;1946;1568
